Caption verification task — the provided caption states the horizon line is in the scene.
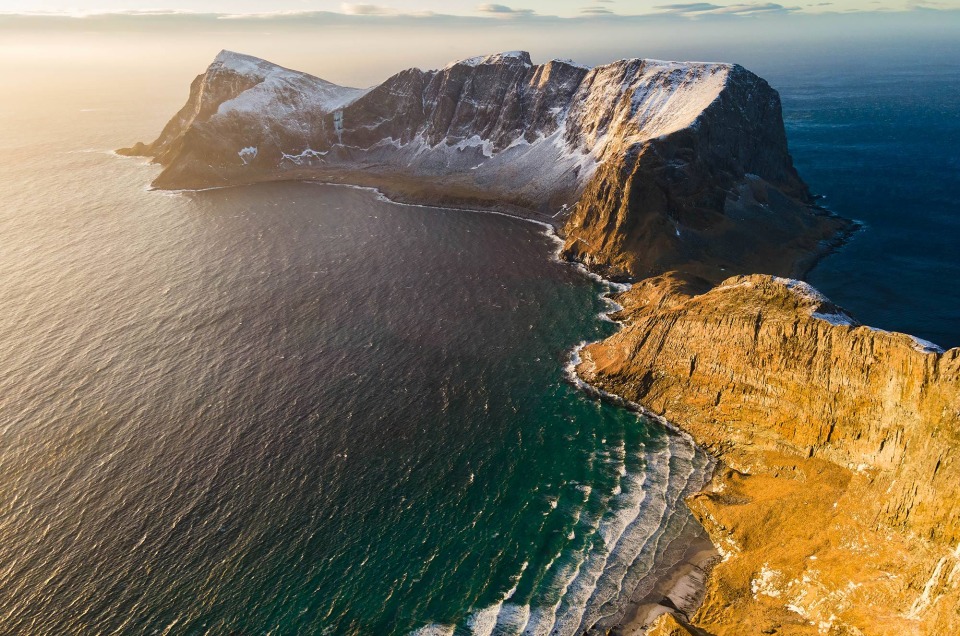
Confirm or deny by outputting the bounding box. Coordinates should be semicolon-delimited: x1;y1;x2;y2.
1;6;956;21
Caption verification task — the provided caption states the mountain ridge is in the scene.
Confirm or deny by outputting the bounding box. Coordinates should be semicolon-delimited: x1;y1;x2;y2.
120;50;853;284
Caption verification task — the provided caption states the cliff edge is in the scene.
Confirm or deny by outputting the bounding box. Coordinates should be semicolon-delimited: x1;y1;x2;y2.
578;274;960;635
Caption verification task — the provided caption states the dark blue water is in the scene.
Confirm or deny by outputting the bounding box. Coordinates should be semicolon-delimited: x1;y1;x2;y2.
774;56;960;348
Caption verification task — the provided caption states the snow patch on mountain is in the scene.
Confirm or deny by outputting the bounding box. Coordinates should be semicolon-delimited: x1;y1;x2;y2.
445;50;533;69
212;50;370;117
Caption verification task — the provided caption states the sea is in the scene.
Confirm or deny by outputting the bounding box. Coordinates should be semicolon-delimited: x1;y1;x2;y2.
0;47;957;636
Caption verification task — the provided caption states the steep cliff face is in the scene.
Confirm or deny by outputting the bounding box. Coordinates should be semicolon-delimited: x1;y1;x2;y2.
121;51;851;280
577;274;960;634
561;67;846;282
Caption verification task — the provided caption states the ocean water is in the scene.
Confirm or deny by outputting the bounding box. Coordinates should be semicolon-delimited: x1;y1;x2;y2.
774;54;960;348
0;98;711;634
1;46;957;636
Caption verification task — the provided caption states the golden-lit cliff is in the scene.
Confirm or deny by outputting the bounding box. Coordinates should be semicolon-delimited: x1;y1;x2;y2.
578;274;960;635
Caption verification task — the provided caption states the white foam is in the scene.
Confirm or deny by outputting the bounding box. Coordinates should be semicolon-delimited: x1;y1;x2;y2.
467;604;500;636
409;624;455;636
493;603;531;634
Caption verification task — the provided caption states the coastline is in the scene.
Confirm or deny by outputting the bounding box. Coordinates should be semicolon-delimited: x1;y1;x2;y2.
565;343;720;636
576;274;960;635
303;181;729;636
137;167;725;635
615;535;718;635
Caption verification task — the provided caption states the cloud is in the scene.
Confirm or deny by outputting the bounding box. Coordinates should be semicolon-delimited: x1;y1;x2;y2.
476;3;536;15
340;3;393;15
580;7;615;14
712;3;797;14
654;2;723;12
655;2;798;15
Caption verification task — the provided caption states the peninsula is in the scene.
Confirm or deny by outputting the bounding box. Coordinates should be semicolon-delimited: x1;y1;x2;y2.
122;51;959;635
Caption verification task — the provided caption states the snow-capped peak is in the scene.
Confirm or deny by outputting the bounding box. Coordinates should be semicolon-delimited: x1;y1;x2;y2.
207;51;371;117
211;49;277;78
445;51;533;69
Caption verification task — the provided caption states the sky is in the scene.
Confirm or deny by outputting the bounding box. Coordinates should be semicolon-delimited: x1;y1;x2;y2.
2;0;958;16
1;0;958;93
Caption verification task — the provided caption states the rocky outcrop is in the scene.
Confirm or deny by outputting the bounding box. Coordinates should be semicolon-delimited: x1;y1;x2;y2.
561;68;846;282
645;612;699;636
577;274;960;635
121;50;852;282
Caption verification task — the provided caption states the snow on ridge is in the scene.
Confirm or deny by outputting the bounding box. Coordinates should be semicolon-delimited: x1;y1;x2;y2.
551;58;593;70
445;51;533;69
625;61;729;138
565;58;732;156
280;148;328;166
212;50;269;76
775;278;861;326
238;146;258;164
909;336;946;355
811;311;857;327
772;277;832;306
212;52;370;117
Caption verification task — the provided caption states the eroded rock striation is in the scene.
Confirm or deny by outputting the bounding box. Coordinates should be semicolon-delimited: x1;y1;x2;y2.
120;50;851;282
578;274;960;634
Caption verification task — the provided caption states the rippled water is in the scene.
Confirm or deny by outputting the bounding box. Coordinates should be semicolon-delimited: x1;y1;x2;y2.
0;95;711;634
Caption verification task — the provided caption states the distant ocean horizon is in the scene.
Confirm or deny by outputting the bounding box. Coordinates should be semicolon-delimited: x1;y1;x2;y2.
0;45;956;635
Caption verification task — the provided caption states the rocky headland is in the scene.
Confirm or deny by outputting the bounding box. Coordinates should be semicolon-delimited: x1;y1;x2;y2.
123;51;959;634
579;274;960;635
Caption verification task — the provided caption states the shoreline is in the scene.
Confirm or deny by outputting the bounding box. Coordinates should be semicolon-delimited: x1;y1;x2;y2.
575;273;960;635
316;180;727;636
614;534;718;635
136;167;723;635
565;343;721;636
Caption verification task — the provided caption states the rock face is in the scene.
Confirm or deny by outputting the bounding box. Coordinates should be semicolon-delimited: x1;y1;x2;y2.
577;274;960;635
121;50;852;281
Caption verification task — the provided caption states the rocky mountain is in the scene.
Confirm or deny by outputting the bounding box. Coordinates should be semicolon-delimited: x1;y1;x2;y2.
120;50;852;283
122;51;960;635
577;274;960;635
